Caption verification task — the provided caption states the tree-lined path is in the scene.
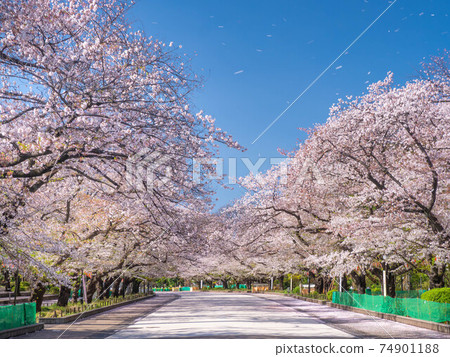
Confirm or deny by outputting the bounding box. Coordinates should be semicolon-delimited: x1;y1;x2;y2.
19;293;449;339
0;0;449;340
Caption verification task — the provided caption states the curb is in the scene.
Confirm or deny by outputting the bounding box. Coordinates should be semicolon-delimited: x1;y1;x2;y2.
39;294;155;324
281;293;450;335
0;323;44;339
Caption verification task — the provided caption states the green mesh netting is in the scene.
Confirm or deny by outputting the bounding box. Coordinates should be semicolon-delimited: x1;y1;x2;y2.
0;303;36;331
332;292;450;323
23;303;36;326
365;290;426;298
395;290;427;298
230;284;247;289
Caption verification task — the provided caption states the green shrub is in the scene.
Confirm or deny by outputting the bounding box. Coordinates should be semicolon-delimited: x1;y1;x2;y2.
292;286;300;294
310;291;318;297
421;288;450;304
47;285;60;294
327;289;338;301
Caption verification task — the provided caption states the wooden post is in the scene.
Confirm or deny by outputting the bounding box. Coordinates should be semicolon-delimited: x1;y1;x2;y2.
82;273;88;304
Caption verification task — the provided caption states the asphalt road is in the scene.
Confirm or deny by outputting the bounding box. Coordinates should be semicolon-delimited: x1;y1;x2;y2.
17;292;449;339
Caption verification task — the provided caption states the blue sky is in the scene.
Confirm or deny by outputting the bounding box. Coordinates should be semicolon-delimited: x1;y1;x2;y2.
128;0;449;209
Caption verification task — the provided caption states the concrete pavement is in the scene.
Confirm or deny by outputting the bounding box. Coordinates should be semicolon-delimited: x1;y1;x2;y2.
15;294;178;339
260;294;449;339
109;292;447;339
110;292;353;339
16;292;450;339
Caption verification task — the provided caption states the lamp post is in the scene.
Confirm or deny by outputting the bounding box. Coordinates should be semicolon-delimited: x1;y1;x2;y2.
382;255;388;297
307;271;311;295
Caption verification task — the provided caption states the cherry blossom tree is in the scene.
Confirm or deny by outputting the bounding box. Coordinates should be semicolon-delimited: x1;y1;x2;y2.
0;0;242;294
215;70;449;296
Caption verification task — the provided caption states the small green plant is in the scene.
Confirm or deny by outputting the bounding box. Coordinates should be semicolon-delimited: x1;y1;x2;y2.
37;293;147;318
421;288;450;304
292;286;300;294
327;289;338;301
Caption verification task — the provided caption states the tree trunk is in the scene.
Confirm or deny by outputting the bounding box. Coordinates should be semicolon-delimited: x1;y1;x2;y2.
428;262;446;289
72;278;81;304
340;274;349;292
112;278;121;297
386;271;396;298
245;279;252;290
308;271;315;294
2;269;11;291
350;271;366;294
223;280;228;289
57;285;71;307
86;276;99;303
370;267;396;298
121;277;130;297
402;273;412;291
132;279;141;294
30;282;46;312
323;276;333;293
278;275;285;290
316;276;324;294
95;277;105;300
13;270;21;298
101;277;114;298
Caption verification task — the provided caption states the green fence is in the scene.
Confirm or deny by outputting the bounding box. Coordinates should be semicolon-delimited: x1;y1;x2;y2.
0;303;36;331
365;289;426;298
230;284;247;289
332;292;450;323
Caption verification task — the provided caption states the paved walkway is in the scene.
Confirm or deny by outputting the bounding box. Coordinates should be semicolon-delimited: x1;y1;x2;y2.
110;293;448;339
260;294;449;339
110;292;352;338
16;294;177;339
16;292;449;339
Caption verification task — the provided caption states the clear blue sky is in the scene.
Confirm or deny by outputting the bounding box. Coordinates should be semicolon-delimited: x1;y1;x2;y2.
128;0;449;209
